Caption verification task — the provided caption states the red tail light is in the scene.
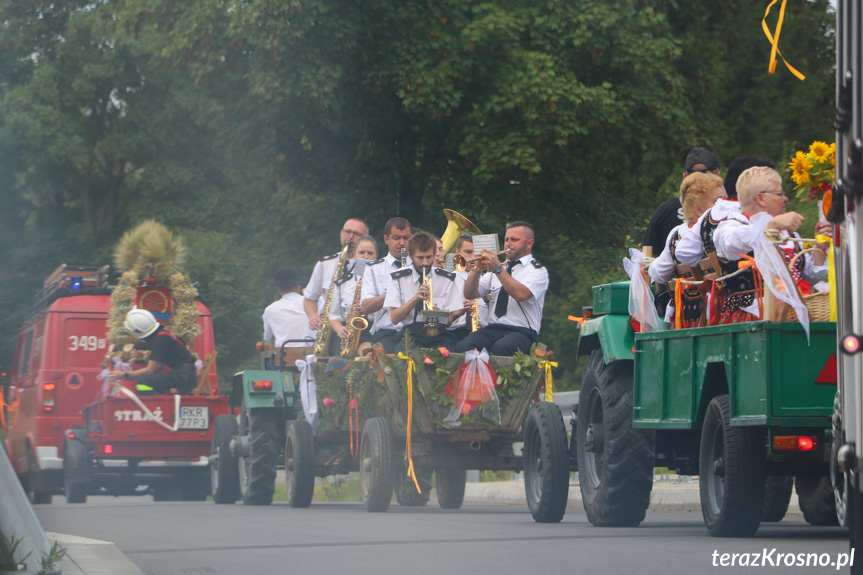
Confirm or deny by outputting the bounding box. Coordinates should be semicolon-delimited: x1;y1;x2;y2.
104;444;113;455
252;380;273;391
42;383;56;412
773;435;818;452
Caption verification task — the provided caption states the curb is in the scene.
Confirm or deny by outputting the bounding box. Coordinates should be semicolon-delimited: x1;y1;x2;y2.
45;533;146;575
461;480;803;516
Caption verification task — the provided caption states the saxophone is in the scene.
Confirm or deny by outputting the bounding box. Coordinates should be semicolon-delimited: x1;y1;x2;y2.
469;299;481;332
340;273;368;357
314;242;351;356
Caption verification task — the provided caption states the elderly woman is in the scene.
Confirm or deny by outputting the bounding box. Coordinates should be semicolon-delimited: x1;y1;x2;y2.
712;166;830;323
648;172;725;326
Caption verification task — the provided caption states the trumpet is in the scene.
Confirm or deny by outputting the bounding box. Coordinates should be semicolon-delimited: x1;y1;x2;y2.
421;266;442;337
453;249;512;273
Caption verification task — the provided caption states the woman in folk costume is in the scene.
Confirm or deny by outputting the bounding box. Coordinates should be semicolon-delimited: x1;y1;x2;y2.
649;172;726;327
712;166;830;324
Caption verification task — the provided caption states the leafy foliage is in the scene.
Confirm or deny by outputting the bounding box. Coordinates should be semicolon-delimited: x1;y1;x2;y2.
0;0;836;390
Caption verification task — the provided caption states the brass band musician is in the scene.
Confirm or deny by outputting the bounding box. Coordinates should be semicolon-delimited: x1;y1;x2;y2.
303;217;369;354
328;235;378;356
360;217;413;353
447;233;488;342
386;231;462;353
451;222;548;356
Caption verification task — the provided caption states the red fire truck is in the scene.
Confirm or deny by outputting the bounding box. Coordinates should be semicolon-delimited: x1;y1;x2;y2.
3;265;229;503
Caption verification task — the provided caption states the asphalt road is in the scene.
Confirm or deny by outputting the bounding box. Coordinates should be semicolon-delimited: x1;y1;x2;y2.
35;496;853;575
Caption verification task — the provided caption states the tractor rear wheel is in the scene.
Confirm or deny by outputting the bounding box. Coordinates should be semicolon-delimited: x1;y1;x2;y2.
238;405;278;506
63;438;89;504
796;475;840;526
577;351;654;527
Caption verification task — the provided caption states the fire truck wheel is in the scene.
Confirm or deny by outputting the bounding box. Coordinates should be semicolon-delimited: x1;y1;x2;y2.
761;476;793;522
796;475;840;526
238;406;277;506
360;417;394;512
180;473;210;501
435;469;466;509
577;351;654;527
63;439;89;504
395;468;432;506
285;420;315;508
524;401;569;523
27;447;52;505
211;414;240;504
699;394;766;537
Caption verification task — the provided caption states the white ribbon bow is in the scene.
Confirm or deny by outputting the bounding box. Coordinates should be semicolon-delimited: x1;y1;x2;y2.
295;354;319;427
444;348;500;426
622;248;661;332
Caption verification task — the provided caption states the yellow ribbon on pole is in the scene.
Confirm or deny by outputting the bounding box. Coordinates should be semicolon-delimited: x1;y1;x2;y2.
538;360;558;402
827;239;837;322
761;0;805;80
0;390;7;432
397;352;421;492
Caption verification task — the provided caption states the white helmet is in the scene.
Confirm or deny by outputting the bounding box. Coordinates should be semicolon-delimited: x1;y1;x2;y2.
124;308;159;338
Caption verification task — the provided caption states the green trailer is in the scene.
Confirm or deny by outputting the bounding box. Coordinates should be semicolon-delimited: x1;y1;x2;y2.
574;280;838;536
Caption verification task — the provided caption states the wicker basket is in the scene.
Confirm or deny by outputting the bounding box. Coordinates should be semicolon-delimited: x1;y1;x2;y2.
783;290;831;322
781;247;831;322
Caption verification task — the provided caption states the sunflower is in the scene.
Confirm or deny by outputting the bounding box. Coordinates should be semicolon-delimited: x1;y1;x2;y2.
788;151;812;186
827;142;836;167
809;141;831;161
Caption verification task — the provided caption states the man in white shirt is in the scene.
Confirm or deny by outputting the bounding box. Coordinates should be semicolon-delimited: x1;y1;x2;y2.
385;231;462;352
303;218;369;355
361;217;412;353
451;222;548;356
263;267;316;365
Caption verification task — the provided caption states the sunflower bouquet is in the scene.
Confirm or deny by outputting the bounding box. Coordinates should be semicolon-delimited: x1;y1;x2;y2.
788;140;836;202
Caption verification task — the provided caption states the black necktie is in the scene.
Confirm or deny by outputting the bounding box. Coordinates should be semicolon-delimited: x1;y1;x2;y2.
494;261;518;318
393;260;401;269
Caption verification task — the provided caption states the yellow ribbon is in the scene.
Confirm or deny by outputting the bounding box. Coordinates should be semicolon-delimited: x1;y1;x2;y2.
538;360;558;402
0;389;6;432
762;0;805;80
827;239;836;321
397;352;421;492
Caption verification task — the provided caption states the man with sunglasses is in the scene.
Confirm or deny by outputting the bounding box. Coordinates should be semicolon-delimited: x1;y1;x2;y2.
303;218;370;339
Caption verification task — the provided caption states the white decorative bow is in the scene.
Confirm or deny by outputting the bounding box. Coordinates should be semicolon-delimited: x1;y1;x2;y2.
295;355;319;427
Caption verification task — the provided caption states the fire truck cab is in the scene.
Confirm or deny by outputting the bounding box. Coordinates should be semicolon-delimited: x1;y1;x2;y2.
3;265;220;503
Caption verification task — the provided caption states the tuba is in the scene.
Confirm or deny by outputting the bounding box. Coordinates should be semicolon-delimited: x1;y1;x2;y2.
440;209;482;258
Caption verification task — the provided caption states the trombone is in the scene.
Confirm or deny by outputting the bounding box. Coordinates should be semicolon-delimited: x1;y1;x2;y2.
453;249;512;273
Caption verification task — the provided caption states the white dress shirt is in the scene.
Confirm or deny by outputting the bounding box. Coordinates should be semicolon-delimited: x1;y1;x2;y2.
361;253;412;334
263;292;317;347
384;266;463;328
304;252;355;313
476;254;548;333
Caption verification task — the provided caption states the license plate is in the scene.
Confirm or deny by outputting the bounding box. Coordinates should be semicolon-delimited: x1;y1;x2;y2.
179;406;209;429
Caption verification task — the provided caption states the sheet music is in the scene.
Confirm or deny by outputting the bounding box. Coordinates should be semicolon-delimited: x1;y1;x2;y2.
472;234;499;254
444;253;456;272
353;258;371;278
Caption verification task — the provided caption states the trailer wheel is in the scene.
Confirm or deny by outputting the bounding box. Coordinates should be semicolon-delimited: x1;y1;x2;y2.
796;475;840;526
435;469;466;509
360;417;394;512
524;401;569;523
211;414;240;504
395;468;432;506
27;447;52;504
238;406;278;506
832;390;849;526
285;420;315;508
63;439;89;504
699;394;766;537
577;351;654;527
761;476;793;522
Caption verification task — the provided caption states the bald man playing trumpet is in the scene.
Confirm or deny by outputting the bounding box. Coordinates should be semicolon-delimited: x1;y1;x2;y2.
450;221;548;356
